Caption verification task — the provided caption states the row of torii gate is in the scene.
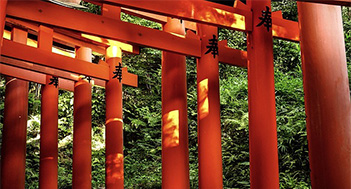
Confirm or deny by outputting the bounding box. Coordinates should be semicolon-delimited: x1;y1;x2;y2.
0;0;350;188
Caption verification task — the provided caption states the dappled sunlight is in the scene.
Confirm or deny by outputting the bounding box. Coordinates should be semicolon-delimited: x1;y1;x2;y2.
106;118;123;125
213;8;245;30
27;38;37;48
195;6;246;31
4;29;75;57
52;47;75;58
82;33;134;53
106;45;122;59
3;30;11;40
168;1;248;31
169;32;185;38
162;110;180;148
106;153;124;181
198;78;209;119
272;24;299;41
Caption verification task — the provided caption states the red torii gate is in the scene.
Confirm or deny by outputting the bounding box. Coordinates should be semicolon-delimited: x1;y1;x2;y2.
0;0;350;188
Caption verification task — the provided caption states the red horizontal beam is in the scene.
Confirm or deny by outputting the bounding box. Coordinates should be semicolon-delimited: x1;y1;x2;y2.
2;39;109;80
121;67;138;87
296;0;351;5
123;7;299;42
218;40;247;68
7;12;139;55
0;55;80;82
0;55;137;88
6;0;201;57
6;17;107;55
121;8;197;31
272;11;299;42
93;0;252;32
0;62;75;91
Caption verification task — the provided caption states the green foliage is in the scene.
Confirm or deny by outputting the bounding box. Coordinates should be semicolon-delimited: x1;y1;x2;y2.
272;0;298;21
220;68;250;188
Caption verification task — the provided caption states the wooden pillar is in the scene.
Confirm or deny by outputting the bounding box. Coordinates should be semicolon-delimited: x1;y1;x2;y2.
0;0;7;53
297;3;351;188
1;27;28;189
105;46;124;188
38;26;59;189
161;18;190;189
72;47;92;189
246;0;280;188
196;24;223;189
102;4;124;188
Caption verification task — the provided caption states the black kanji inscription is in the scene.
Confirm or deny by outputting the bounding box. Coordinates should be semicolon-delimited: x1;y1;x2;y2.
205;35;219;58
49;76;58;88
256;6;272;32
112;63;123;82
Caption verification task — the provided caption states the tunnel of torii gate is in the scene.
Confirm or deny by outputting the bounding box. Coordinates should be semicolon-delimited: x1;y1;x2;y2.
0;0;350;188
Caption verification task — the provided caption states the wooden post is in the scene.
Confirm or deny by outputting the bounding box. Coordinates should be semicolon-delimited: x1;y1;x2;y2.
297;2;351;188
38;25;59;189
105;45;124;188
1;27;28;189
72;47;92;189
102;4;124;188
246;0;280;188
162;18;190;189
196;24;223;189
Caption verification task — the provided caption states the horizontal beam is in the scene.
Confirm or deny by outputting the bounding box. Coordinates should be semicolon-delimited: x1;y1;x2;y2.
121;8;197;31
218;40;247;68
272;11;299;42
122;67;138;87
0;55;137;88
3;29;76;57
6;17;107;55
93;0;252;32
6;0;201;57
6;17;140;55
121;7;298;42
2;39;110;80
296;0;351;5
0;62;75;91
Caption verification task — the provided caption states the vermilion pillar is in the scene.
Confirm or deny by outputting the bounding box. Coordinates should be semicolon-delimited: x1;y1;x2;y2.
246;0;280;188
105;46;124;188
196;24;223;189
72;47;92;189
297;3;351;188
1;27;28;189
38;26;59;189
162;18;189;189
102;4;124;188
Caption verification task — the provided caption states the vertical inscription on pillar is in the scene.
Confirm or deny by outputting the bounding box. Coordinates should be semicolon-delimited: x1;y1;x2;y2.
256;6;272;32
48;76;58;88
112;62;123;82
205;35;219;58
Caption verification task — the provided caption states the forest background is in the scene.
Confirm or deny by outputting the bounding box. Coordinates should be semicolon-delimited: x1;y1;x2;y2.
0;1;351;188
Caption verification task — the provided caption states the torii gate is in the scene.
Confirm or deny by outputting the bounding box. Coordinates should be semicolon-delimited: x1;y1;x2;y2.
0;0;350;188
